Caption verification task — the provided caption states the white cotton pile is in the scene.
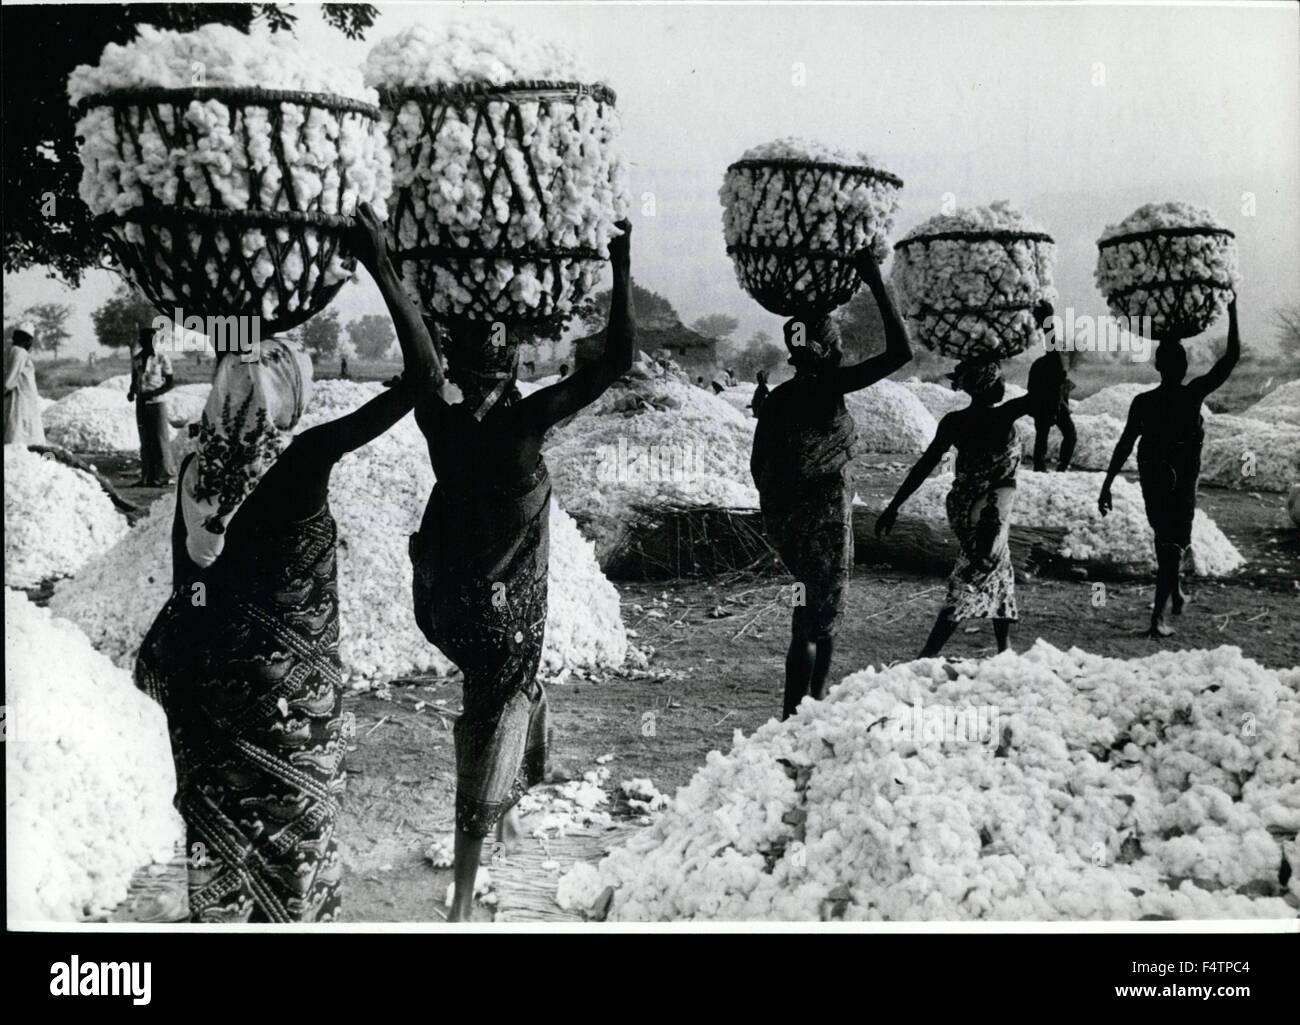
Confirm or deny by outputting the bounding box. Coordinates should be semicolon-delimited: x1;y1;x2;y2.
844;379;937;454
718;383;758;417
1020;413;1136;472
543;368;758;562
70;25;392;324
365;21;627;323
1075;382;1161;420
890;201;1057;360
50;380;627;685
43;382;143;453
5;591;182;923
3;445;130;588
164;383;211;428
1095;202;1239;340
893;470;1243;576
569;641;1298;921
1245;379;1300;428
1201;416;1300;493
899;378;971;419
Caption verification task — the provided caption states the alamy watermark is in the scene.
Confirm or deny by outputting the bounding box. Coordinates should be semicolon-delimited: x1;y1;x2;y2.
881;697;1001;746
595;436;706;486
150;309;262;362
1044;309;1154;362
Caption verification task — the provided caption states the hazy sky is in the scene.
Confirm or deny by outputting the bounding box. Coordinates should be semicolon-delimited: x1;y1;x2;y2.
8;0;1299;355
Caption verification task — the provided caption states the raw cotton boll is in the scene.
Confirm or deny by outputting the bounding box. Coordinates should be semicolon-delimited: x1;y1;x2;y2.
365;20;626;325
720;138;902;315
889;470;1243;576
42;382;146;453
51;381;627;687
69;25;392;332
6;591;182;923
890;201;1056;360
4;446;130;588
1094;202;1239;340
575;640;1298;921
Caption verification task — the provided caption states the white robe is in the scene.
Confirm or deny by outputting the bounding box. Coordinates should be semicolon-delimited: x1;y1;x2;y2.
3;344;45;445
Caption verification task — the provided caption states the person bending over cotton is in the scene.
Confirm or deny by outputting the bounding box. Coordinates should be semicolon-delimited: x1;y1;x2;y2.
1097;299;1240;638
751;249;913;721
878;360;1051;657
134;204;441;923
409;221;635;922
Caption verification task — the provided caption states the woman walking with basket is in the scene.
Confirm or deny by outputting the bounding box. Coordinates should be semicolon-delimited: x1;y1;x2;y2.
877;360;1052;657
135;205;441;922
409;222;635;922
751;249;913;720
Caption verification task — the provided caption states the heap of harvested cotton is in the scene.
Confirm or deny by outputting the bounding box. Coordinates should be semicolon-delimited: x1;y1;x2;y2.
544;365;758;562
1075;382;1160;420
3;445;130;588
43;382;143;453
886;470;1243;575
899;378;971;419
5;591;181;922
844;379;937;454
1201;416;1300;493
164;383;210;428
1245;379;1300;428
51;380;627;685
562;641;1298;921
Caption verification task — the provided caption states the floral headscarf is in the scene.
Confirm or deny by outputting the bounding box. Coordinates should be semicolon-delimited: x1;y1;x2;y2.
949;358;1004;397
181;340;314;567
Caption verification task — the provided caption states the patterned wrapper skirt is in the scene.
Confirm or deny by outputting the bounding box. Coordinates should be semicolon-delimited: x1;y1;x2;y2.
944;478;1019;622
135;505;345;923
761;473;854;641
136;399;176;484
410;462;551;838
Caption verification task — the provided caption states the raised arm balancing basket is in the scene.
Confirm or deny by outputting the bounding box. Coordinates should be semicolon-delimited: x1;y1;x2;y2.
891;227;1057;361
723;158;904;317
75;86;386;335
1095;225;1237;341
377;79;622;333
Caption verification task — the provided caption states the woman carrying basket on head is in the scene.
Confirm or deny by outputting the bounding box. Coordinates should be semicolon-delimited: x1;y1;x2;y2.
877;359;1053;658
135;204;442;923
1097;299;1240;638
751;249;913;721
409;222;636;922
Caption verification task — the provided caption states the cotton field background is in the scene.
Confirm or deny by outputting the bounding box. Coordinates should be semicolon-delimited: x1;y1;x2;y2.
5;356;1297;925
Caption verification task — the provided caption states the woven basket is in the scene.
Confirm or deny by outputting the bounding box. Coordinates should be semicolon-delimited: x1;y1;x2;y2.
76;86;384;335
378;80;620;332
892;228;1055;360
724;158;903;317
1097;225;1236;340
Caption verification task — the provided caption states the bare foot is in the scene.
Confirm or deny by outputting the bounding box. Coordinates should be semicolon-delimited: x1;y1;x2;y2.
1147;619;1175;638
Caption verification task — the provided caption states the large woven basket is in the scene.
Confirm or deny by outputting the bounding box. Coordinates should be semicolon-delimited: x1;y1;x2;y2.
378;79;620;333
724;158;903;317
76;86;384;335
1096;225;1236;340
892;228;1056;360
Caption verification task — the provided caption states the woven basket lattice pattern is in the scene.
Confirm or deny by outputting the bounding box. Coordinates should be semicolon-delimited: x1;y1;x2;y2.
723;159;902;317
891;229;1056;360
78;86;384;334
381;81;621;327
1097;228;1236;340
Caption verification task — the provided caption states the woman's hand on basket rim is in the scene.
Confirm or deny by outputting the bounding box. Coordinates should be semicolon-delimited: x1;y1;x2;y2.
609;219;632;270
854;245;884;283
347;201;388;270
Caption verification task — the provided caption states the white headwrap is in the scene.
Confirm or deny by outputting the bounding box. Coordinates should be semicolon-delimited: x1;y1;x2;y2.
181;340;314;568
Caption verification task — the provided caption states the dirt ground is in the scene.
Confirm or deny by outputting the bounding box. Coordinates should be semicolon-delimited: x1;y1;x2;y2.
68;446;1296;923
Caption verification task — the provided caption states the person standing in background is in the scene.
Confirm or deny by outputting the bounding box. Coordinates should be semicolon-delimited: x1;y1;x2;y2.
340;354;350;379
558;363;569;379
1027;301;1077;472
750;368;770;418
128;327;176;486
4;321;46;445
